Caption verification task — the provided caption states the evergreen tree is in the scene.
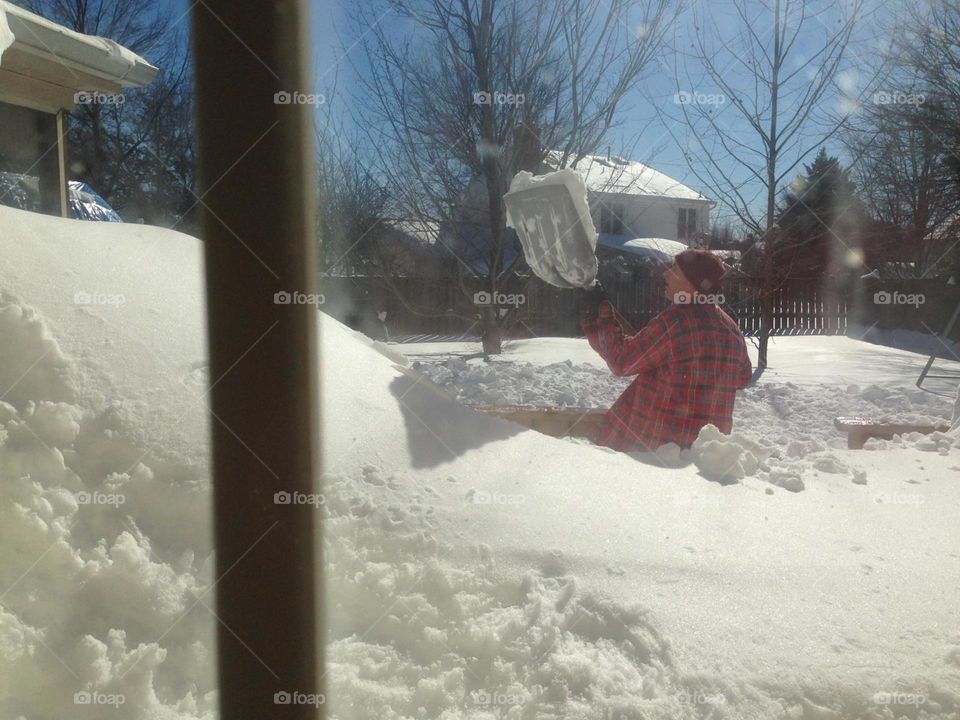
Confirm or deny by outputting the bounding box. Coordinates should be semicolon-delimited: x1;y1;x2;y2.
774;148;868;279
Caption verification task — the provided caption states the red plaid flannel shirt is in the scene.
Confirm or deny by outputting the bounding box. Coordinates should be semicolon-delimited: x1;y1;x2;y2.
582;300;752;452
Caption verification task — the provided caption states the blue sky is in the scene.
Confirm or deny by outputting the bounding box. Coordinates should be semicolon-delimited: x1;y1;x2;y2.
156;0;898;230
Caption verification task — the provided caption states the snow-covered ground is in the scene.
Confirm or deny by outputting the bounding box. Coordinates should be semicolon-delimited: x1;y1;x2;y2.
407;334;957;483
1;204;959;719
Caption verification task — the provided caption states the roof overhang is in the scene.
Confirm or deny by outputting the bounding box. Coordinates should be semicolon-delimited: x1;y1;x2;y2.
543;151;715;205
590;188;715;206
0;0;157;113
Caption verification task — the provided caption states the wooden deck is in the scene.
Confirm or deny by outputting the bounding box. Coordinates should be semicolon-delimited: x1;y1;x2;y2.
472;404;607;439
834;416;951;449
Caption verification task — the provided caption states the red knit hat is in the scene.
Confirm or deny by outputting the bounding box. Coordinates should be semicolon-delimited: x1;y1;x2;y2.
674;249;728;293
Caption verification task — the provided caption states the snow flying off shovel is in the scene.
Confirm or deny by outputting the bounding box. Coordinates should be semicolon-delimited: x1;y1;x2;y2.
504;169;599;289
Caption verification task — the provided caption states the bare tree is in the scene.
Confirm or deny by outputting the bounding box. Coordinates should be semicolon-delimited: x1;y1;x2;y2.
315;96;391;278
844;97;960;277
17;0;195;226
658;0;876;367
350;0;674;352
894;0;960;280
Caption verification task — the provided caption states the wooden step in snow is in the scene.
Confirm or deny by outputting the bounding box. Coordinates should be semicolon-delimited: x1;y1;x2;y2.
834;416;950;449
472;404;607;439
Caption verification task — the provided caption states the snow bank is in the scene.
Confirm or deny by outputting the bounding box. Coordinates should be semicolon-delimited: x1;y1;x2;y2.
953;385;960;431
323;468;676;719
324;319;960;718
2;204;959;719
0;206;213;719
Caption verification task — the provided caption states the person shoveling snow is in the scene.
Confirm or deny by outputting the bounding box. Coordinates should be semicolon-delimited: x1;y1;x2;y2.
505;169;752;454
580;249;753;453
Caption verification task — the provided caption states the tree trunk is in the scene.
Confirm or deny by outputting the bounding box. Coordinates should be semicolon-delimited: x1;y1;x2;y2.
758;0;782;371
480;308;502;354
759;228;773;369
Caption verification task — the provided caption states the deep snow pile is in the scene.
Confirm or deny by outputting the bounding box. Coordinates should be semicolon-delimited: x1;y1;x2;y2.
1;204;960;719
324;320;960;719
0;207;213;719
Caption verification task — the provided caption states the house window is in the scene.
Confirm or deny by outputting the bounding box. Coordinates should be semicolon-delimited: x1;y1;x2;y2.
678;207;697;241
599;202;624;235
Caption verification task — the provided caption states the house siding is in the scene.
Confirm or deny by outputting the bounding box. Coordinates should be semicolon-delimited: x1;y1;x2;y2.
589;192;712;244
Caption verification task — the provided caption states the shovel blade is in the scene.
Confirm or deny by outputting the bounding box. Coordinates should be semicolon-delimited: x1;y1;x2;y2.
504;175;598;289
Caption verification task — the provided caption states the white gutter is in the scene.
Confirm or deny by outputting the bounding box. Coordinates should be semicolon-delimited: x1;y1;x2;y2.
591;189;715;205
0;3;13;63
0;0;157;88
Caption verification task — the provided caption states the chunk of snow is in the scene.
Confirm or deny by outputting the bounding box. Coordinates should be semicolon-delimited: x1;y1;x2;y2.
688;424;765;482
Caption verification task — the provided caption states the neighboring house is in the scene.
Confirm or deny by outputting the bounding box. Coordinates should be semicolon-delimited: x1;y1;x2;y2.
368;151;715;279
542;152;714;249
374;218;455;277
0;3;157;218
320;218;455;278
447;151;715;276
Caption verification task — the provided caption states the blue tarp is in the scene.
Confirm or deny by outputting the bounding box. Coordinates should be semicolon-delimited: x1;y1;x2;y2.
68;181;122;222
0;172;121;221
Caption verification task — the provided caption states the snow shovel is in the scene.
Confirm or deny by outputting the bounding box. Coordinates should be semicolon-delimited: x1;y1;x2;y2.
504;169;599;289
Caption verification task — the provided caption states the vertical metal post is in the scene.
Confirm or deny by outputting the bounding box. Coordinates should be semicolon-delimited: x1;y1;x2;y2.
56;109;68;218
917;299;960;387
191;0;322;718
34;109;62;216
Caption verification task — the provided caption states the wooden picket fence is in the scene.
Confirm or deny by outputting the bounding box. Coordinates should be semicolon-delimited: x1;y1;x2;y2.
320;273;959;341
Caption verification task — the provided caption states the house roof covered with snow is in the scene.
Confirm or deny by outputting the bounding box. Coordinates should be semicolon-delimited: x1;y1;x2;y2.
545;151;712;203
0;0;157;113
385;218;441;246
